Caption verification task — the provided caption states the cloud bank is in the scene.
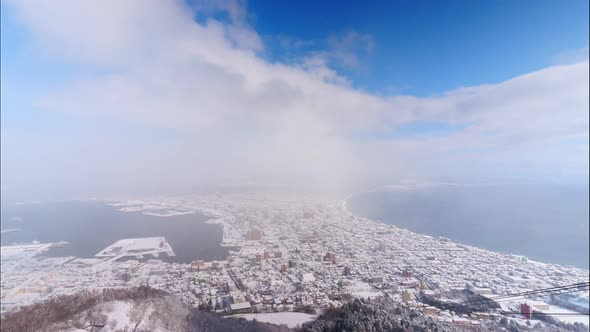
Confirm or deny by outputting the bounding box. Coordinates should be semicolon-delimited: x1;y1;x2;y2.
1;0;588;199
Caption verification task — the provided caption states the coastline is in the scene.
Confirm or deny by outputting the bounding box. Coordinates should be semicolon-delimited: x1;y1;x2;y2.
341;191;590;272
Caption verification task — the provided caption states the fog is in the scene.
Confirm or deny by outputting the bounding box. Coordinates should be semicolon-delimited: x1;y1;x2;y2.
1;0;589;201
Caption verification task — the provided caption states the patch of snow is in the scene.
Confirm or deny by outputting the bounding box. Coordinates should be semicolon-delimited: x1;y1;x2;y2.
235;312;317;328
345;281;383;299
102;301;132;332
537;305;589;326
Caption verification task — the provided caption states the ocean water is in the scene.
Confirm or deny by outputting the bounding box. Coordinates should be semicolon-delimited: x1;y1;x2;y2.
0;201;229;263
347;184;589;269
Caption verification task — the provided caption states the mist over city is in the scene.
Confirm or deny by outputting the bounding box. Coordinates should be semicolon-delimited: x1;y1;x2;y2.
1;1;589;331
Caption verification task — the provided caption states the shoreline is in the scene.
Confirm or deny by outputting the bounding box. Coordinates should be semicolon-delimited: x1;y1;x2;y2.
341;194;590;272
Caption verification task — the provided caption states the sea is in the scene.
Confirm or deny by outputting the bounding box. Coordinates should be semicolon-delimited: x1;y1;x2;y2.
347;183;589;269
0;201;229;263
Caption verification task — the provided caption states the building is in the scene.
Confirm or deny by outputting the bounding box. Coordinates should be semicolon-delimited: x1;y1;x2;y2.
191;260;205;272
246;229;262;241
343;266;351;276
325;252;336;264
301;273;316;283
402;290;412;303
472;288;493;295
402;269;413;278
453;318;470;326
474;312;491;320
511;254;528;262
520;303;533;319
211;261;221;270
424;306;437;316
526;300;550;311
229;302;252;314
378;242;387;252
533;303;549;311
370;276;384;283
280;264;288;273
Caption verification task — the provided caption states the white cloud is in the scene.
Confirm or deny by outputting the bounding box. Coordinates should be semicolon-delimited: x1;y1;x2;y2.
324;31;375;68
552;46;589;65
1;0;588;199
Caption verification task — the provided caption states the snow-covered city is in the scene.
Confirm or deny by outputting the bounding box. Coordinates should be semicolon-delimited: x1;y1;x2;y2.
1;193;588;330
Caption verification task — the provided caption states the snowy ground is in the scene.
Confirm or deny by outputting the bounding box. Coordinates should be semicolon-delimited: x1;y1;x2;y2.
344;281;383;299
60;300;172;332
1;242;66;259
499;299;589;326
0;228;23;234
95;237;175;260
142;210;195;217
233;312;317;328
538;306;589;326
103;301;133;331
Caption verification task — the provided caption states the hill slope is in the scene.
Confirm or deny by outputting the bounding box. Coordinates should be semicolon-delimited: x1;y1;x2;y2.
0;287;289;332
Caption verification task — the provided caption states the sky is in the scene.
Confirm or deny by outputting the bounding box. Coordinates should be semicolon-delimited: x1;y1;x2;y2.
1;0;589;200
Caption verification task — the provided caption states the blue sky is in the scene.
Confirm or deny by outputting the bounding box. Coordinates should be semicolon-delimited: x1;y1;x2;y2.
0;0;588;198
248;0;589;95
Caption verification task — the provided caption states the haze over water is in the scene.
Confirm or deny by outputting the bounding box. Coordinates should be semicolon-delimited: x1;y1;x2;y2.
347;184;589;269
